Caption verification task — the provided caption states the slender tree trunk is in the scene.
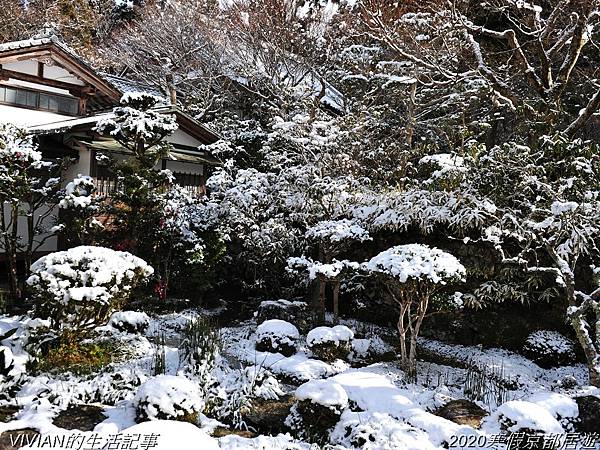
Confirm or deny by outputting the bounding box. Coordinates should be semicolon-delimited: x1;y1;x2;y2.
546;245;600;387
3;203;21;301
318;277;326;323
332;280;340;320
396;300;409;369
408;292;430;381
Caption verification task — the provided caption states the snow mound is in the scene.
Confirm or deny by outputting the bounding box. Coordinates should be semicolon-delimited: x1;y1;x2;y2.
331;367;479;447
526;392;579;420
307;325;354;346
364;244;465;284
108;311;151;334
331;410;437;450
256;319;299;341
296;378;349;410
484;400;564;434
121;420;219;450
133;375;204;422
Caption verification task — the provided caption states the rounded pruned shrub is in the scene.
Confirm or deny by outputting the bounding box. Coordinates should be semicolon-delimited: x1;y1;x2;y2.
256;319;300;357
27;246;153;337
133;374;204;423
108;311;151;334
307;325;354;362
522;330;576;368
286;378;349;445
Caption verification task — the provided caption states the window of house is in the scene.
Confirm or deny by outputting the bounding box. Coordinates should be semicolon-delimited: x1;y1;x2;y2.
0;85;78;115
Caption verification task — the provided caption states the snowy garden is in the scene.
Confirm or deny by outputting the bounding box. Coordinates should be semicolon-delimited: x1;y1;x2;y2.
1;0;600;449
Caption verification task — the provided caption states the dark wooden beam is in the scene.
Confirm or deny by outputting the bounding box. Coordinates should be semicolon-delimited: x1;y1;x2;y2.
0;48;52;64
0;68;91;96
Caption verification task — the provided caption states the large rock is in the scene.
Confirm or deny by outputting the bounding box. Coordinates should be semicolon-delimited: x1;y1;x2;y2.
574;395;600;432
286;379;349;445
53;405;106;431
434;399;488;428
241;395;295;434
0;428;39;450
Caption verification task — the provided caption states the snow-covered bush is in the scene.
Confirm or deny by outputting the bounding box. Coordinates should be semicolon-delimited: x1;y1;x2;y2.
256;319;300;356
108;311;150;334
58;175;96;210
526;392;579;432
307;325;354;362
133;374;204;423
522;330;576;368
365;244;465;378
483;400;564;435
57;175;102;246
28;246;153;337
331;410;435;450
256;299;313;333
208;365;285;428
286;378;349;444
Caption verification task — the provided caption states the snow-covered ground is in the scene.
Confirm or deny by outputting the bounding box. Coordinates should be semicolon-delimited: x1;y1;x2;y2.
1;309;599;450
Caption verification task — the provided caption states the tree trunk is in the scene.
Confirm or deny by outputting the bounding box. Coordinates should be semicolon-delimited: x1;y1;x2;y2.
332;281;340;320
407;292;429;382
396;300;409;369
3;203;21;301
318;277;326;323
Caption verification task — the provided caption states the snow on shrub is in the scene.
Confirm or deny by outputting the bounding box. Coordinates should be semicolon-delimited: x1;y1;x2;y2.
286;378;349;444
527;392;579;432
134;374;204;423
28;246;153;336
255;319;300;357
331;410;436;450
108;311;150;334
305;219;371;244
58;175;96;209
484;400;564;434
307;325;354;362
295;378;349;410
522;330;576;368
364;244;465;378
256;299;313;332
364;244;466;283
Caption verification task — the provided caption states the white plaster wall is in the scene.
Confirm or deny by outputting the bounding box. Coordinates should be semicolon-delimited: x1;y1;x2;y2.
1;203;59;254
64;145;93;181
166;129;203;147
4;60;85;86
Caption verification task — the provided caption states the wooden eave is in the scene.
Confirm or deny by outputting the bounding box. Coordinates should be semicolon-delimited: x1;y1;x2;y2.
0;43;120;104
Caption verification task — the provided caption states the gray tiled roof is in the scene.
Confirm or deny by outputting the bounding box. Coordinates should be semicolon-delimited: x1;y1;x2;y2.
101;74;167;100
0;32;166;102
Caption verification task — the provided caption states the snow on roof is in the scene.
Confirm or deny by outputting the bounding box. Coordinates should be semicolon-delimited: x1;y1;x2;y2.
0;32;165;104
27;113;115;134
0;32;100;81
102;74;167;101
